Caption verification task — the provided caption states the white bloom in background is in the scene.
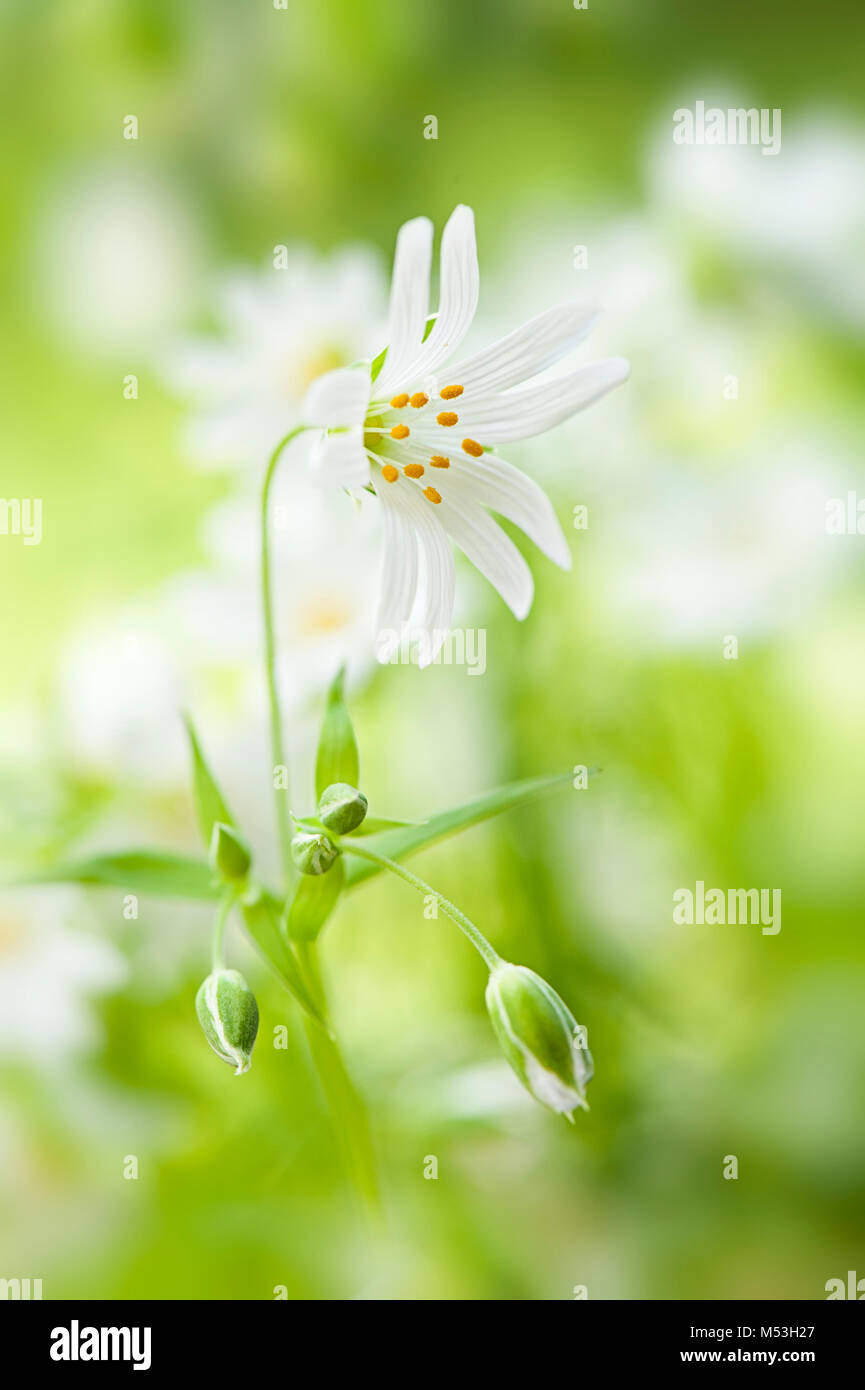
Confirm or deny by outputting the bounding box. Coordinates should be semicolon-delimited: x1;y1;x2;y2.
167;247;388;469
58;607;188;788
0;888;126;1068
602;446;846;646
648;113;865;328
303;205;629;663
34;165;201;358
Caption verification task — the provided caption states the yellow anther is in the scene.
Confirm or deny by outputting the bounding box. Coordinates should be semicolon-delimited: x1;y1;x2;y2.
423;486;442;505
409;392;429;408
440;384;464;400
390;423;410;440
381;465;399;483
429;455;450;469
437;411;458;427
462;438;484;457
389;393;410;408
404;463;424;478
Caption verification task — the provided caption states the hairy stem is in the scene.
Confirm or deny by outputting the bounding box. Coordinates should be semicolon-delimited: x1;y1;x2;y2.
336;840;502;970
261;425;312;889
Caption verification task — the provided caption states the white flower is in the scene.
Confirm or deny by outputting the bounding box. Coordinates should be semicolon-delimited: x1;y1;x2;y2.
302;205;629;664
166;247;388;469
0;888;126;1068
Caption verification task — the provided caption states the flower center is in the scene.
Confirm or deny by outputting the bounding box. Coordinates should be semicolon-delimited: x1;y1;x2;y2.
367;383;485;505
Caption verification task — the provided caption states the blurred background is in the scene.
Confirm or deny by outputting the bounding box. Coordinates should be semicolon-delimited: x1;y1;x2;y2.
1;0;864;1300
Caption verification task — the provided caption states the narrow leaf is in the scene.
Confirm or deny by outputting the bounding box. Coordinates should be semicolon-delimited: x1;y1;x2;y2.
240;890;328;1026
183;712;234;843
315;666;359;800
283;857;345;941
14;850;218;900
343;771;581;888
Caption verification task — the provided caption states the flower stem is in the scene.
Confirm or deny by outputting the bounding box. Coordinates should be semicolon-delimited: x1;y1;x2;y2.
210;887;237;971
294;939;381;1223
260;425;312;888
335;840;502;970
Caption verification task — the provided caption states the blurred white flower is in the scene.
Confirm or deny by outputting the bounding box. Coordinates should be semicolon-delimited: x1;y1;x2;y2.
647;112;865;328
0;888;126;1068
166;246;388;469
34;165;201;357
602;445;846;646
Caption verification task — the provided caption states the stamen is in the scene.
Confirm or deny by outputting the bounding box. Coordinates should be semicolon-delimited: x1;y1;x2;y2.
381;465;399;483
389;393;410;408
423;486;442;505
409;392;429;408
403;463;424;478
440;385;464;400
462;438;484;457
390;424;410;440
437;411;458;427
429;455;450;469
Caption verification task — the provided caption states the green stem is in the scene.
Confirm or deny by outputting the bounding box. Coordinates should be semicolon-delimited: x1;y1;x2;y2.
261;425;312;889
336;840;502;970
211;888;237;971
295;940;381;1222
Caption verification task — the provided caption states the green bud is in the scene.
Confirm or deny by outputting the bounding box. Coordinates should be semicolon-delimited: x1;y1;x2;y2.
291;829;339;876
485;962;593;1118
195;968;259;1075
209;821;252;882
318;782;368;834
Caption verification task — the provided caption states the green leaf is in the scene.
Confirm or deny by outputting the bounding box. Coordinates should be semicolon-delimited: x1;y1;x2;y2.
15;850;218;900
283;856;345;941
351;816;427;836
315;666;359;800
240;889;328;1026
183;712;234;843
343;771;581;888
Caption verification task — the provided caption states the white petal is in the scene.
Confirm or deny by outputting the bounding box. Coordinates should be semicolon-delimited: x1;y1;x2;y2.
450;299;599;394
438;494;534;620
454;357;630;443
374;216;433;396
402;204;479;382
374;479;455;665
374;484;420;662
447;453;571;569
303;366;370;428
309;430;370;489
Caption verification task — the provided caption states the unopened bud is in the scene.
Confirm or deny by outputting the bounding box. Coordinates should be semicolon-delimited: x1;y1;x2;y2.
209;821;252;882
318;782;368;834
196;969;259;1075
291;829;339;875
485;962;592;1117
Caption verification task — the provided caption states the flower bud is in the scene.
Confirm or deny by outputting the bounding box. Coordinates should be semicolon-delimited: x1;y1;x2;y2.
209;821;252;882
318;782;368;835
195;969;259;1075
485;962;593;1117
291;829;339;875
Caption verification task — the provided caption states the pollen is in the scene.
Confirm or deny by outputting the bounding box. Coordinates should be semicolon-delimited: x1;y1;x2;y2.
381;465;399;483
403;463;424;478
409;392;429;408
462;438;484;457
440;384;464;400
390;423;410;440
437;411;458;427
389;393;410;408
423;486;442;505
429;455;450;469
